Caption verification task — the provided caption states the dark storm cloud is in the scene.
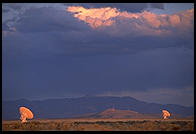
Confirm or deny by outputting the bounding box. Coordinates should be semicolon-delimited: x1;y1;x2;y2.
2;3;68;32
2;23;10;31
3;3;23;10
2;46;194;101
2;4;194;106
3;6;194;57
3;4;194;60
65;3;164;12
15;7;90;33
2;8;10;12
149;3;164;9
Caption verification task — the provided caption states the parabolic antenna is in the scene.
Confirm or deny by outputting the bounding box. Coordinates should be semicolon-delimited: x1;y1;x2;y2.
19;107;34;123
162;110;170;119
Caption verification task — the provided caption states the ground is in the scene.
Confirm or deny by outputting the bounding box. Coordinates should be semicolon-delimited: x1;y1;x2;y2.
2;118;194;131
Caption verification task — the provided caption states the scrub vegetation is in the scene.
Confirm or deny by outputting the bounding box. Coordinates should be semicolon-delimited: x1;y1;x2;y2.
2;119;194;131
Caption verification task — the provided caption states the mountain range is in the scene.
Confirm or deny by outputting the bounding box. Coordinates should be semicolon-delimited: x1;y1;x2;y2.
2;96;194;120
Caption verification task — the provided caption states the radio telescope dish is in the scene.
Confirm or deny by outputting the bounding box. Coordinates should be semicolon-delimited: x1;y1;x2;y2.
162;110;170;119
19;107;34;123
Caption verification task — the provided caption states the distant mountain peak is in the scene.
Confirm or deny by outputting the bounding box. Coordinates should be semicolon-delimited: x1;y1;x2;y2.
3;96;194;120
76;108;158;119
97;108;143;118
104;108;116;112
101;108;139;115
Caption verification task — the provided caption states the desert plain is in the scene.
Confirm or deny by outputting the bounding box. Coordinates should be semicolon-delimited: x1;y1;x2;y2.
2;118;194;131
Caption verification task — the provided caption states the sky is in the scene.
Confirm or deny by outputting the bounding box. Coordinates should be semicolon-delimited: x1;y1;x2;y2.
2;3;194;107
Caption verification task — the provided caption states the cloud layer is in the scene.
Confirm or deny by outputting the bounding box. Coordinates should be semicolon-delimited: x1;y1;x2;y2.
2;4;194;106
67;6;194;36
66;3;164;12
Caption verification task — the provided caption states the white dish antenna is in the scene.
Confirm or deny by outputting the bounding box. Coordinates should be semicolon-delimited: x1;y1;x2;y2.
19;107;34;123
162;109;170;119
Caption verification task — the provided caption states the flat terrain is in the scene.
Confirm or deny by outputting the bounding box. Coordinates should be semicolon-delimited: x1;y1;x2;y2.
2;118;194;131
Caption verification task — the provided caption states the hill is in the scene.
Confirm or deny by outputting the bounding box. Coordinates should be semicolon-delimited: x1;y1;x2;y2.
2;96;194;120
76;108;160;119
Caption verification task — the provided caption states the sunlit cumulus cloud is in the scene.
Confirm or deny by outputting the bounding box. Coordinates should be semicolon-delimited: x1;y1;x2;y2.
67;6;194;36
67;6;119;28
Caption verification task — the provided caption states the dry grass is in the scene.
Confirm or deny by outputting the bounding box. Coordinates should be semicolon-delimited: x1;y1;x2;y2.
2;118;194;131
